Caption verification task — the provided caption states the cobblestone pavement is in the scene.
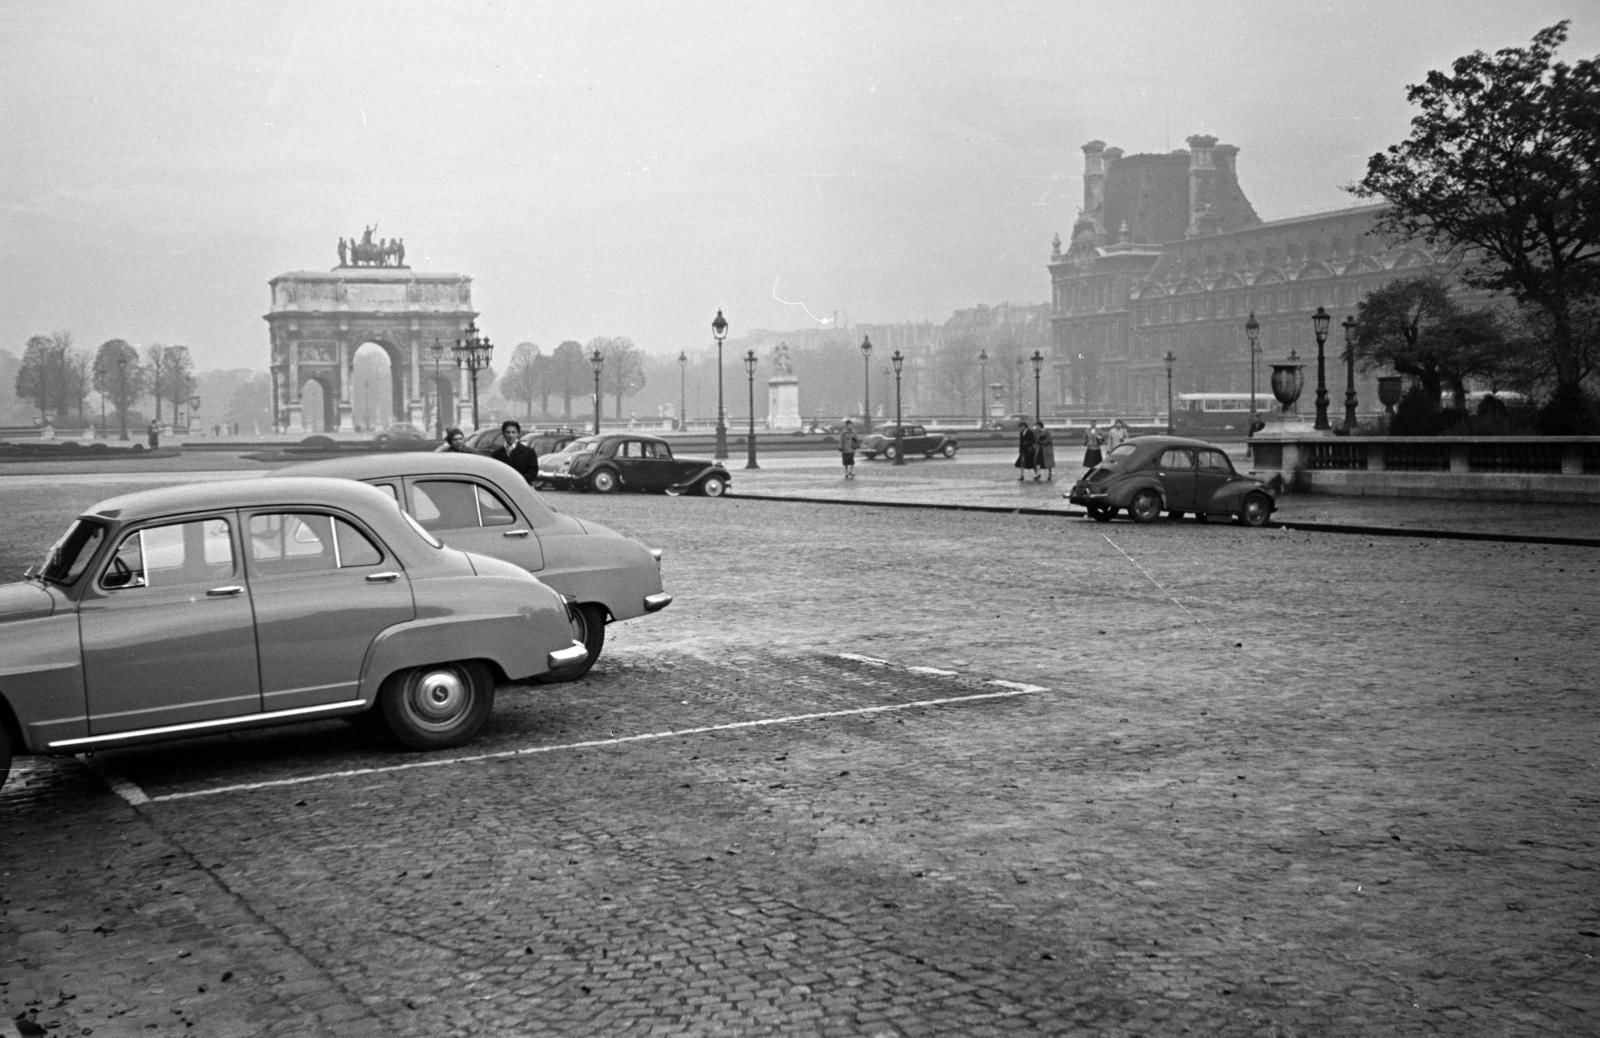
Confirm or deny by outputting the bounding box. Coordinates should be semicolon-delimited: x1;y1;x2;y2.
3;465;1597;1036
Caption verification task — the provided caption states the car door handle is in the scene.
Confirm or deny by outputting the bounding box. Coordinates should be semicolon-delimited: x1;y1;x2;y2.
365;572;401;583
503;529;530;538
206;585;244;597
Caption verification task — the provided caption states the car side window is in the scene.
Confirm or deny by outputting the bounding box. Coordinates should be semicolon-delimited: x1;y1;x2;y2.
102;518;235;591
1197;449;1233;474
411;480;514;530
248;513;380;573
475;485;515;526
1159;449;1197;471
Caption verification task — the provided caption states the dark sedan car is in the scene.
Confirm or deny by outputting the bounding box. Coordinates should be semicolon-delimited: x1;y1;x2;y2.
857;424;959;461
1067;435;1276;525
538;434;730;496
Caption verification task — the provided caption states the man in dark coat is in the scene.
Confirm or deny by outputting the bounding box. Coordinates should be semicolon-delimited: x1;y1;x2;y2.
489;419;539;483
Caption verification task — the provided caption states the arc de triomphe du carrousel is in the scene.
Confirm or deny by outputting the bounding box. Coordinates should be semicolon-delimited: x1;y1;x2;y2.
265;230;476;434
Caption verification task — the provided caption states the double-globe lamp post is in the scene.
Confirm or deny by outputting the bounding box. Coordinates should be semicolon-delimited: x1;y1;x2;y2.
677;350;687;431
744;349;760;470
1030;350;1044;422
1311;305;1332;431
859;335;872;432
590;348;604;435
890;349;906;466
712;310;728;460
977;348;988;428
1245;311;1261;433
1164;351;1176;433
1341;314;1359;433
453;320;492;430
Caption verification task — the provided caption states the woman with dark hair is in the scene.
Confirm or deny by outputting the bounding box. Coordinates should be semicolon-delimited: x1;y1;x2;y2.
1013;420;1036;481
436;426;468;453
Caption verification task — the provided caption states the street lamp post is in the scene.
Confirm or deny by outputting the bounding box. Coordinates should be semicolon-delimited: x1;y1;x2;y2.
117;355;128;440
712;310;728;460
678;350;687;431
977;348;988;428
453;319;493;430
429;336;446;437
94;365;105;434
590;348;604;435
1030;350;1044;422
1311;305;1331;431
1245;311;1261;432
1341;314;1359;433
891;350;906;466
743;349;759;470
1164;351;1176;433
859;335;872;433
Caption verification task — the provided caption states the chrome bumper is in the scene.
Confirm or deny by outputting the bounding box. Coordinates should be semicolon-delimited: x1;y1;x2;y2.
643;592;674;613
548;640;588;669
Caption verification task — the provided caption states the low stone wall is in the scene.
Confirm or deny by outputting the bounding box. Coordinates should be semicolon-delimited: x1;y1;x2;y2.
1248;436;1600;503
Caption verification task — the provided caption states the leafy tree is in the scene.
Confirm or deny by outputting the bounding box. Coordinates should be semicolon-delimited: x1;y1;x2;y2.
1353;22;1600;425
147;345;197;427
549;340;589;420
499;342;543;419
1353;276;1511;406
91;340;147;437
15;331;82;424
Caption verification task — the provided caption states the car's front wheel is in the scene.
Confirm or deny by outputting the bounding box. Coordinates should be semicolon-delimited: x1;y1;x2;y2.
699;474;727;497
1087;504;1116;522
0;723;11;793
941;443;958;458
380;661;494;750
538;603;606;683
1129;489;1163;524
1239;492;1272;527
589;468;618;493
884;444;900;461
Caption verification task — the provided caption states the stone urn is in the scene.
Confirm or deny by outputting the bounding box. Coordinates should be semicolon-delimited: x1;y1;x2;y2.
1270;351;1305;415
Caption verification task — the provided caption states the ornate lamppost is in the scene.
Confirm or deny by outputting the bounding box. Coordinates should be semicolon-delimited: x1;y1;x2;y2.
743;349;759;469
1310;306;1331;431
1030;350;1044;422
891;349;906;466
1245;311;1261;432
452;320;493;430
859;335;872;433
94;364;105;434
117;354;128;440
1164;351;1176;433
1341;314;1359;433
712;310;728;460
590;347;604;434
977;348;988;428
677;350;687;431
429;336;446;437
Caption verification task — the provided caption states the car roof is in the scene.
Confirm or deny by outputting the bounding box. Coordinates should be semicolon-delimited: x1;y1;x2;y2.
1122;435;1230;450
273;451;529;482
83;477;400;524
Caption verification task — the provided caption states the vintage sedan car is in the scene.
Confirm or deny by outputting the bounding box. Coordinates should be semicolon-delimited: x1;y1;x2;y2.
538;434;730;497
459;426;579;459
372;422;431;450
0;478;586;791
857;424;960;461
273;452;672;679
1067;435;1276;526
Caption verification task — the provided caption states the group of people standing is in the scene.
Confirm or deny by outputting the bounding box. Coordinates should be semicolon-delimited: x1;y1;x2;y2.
1014;418;1130;481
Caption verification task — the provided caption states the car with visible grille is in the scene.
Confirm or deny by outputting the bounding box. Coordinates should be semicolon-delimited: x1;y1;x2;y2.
857;424;959;461
538;434;730;497
0;478;587;791
272;452;672;679
1066;435;1276;526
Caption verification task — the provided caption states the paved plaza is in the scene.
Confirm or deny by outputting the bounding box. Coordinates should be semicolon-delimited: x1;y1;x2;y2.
2;454;1597;1036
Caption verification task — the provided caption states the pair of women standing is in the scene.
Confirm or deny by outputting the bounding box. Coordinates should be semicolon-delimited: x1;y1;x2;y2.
1013;421;1056;481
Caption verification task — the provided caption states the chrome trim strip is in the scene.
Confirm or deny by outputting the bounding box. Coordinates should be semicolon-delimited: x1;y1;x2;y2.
46;700;368;751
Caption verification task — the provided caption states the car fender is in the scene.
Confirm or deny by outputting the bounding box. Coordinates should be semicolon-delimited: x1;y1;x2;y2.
0;605;89;752
527;531;663;622
667;466;730;494
1109;476;1167;509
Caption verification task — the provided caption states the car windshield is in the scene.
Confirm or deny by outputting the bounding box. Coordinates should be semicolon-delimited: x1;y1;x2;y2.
563;438;600;456
1105;443;1139;464
38;518;108;585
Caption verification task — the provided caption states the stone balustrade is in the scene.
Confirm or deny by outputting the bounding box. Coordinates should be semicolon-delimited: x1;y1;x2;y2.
1248;436;1600;503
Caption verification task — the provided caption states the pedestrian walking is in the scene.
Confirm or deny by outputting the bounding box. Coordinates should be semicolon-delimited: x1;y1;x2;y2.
1105;418;1130;453
1082;420;1105;471
435;426;469;453
1014;420;1036;480
838;419;858;479
147;420;160;449
1034;422;1055;481
489;419;539;483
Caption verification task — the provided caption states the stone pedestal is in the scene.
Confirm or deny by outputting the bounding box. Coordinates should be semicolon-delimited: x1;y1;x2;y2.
282;403;304;434
767;376;801;433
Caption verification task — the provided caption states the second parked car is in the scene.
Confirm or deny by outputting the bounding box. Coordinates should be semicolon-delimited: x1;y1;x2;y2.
538;434;730;496
1066;435;1276;526
858;424;960;461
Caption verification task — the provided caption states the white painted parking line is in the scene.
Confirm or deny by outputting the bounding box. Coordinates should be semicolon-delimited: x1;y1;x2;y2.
95;661;1050;804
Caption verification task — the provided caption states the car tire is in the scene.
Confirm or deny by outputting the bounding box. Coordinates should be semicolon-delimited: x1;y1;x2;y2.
699;475;727;497
379;661;494;750
537;603;606;683
1168;511;1185;520
942;443;958;458
0;723;11;794
884;444;900;461
589;469;618;494
1087;504;1116;522
1194;513;1209;523
862;451;877;461
1129;489;1163;524
1239;492;1272;527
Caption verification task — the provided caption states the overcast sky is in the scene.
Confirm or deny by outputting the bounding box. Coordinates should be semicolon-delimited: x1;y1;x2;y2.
3;1;1595;370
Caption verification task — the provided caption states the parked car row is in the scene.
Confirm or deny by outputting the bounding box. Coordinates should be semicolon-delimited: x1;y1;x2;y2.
856;424;960;461
1067;435;1276;526
537;434;730;497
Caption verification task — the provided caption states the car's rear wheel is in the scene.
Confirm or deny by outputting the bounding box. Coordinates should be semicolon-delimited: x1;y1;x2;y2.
1194;513;1209;523
379;661;494;750
1239;492;1272;527
1168;511;1185;519
589;469;618;493
1129;489;1163;524
1087;504;1116;522
941;443;958;458
699;475;727;497
538;603;606;683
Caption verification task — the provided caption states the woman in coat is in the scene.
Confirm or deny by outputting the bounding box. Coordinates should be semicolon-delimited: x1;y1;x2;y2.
1014;421;1037;480
1033;421;1055;481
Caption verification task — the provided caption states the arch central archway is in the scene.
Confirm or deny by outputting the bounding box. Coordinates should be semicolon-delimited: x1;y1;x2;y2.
264;266;476;434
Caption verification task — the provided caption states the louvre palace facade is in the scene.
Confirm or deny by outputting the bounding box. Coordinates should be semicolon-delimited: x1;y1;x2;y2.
1047;135;1452;415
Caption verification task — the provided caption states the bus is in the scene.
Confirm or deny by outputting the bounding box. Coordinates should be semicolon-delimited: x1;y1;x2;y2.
1170;393;1276;438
